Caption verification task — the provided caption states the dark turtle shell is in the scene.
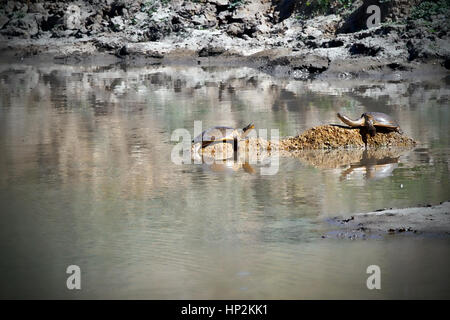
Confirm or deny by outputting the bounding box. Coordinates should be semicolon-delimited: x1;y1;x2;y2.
192;126;236;145
364;112;399;129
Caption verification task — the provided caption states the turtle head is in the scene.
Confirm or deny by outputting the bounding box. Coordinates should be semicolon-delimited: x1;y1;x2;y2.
240;123;255;139
364;114;375;127
364;115;376;136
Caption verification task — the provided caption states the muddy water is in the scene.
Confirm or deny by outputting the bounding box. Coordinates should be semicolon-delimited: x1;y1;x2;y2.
0;63;449;299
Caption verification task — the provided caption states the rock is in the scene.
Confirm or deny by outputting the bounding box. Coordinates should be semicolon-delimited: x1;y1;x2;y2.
64;5;82;30
191;14;213;27
210;0;230;6
89;22;102;34
52;29;78;38
118;45;128;56
295;55;329;73
4;1;15;14
349;43;382;56
4;1;28;14
0;0;448;77
444;58;450;70
180;2;202;17
111;16;125;31
145;20;172;41
255;22;270;35
217;10;231;23
321;39;344;48
134;12;148;25
93;36;125;51
109;0;128;17
198;46;226;57
270;54;330;74
188;3;219;27
0;15;9;30
203;10;218;27
146;50;164;59
28;3;47;15
274;0;297;22
41;14;64;32
1;14;38;38
302;25;323;39
227;23;244;37
232;5;252;22
407;37;450;61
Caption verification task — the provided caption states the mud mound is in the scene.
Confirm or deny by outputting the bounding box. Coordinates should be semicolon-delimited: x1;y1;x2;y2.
191;137;277;160
192;125;417;160
280;125;416;150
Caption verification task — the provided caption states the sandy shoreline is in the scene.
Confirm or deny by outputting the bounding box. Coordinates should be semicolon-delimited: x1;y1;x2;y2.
323;201;450;239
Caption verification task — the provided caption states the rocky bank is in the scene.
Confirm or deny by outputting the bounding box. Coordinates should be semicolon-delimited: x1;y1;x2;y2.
0;0;449;78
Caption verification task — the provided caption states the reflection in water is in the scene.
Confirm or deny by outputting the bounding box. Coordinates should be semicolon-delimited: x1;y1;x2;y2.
193;141;407;181
190;133;279;176
288;148;407;181
0;64;449;299
339;150;399;181
191;141;277;175
198;156;256;175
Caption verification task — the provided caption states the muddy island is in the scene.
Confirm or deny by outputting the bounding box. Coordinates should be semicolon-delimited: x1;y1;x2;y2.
194;124;417;158
280;124;416;150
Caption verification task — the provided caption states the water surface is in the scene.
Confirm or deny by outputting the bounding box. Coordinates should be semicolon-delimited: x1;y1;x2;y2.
0;63;449;299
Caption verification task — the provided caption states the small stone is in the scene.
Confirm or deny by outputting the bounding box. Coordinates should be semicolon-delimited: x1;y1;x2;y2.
111;16;125;31
210;0;230;6
227;23;244;37
64;5;81;30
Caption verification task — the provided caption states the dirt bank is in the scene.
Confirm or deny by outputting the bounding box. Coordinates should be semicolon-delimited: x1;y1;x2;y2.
324;201;450;239
0;1;449;79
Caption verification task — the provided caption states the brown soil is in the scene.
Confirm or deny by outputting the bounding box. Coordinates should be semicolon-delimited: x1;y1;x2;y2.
193;125;417;159
280;125;416;150
191;137;275;160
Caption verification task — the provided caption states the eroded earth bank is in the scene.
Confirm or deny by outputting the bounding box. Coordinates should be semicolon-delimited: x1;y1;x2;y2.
0;0;449;78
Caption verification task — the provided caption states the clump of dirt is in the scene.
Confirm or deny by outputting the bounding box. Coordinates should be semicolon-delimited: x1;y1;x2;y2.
192;125;417;160
191;137;277;160
240;137;277;152
280;125;416;150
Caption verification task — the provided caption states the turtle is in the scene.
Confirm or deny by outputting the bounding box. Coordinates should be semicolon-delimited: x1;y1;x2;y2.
337;112;402;136
192;123;255;152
